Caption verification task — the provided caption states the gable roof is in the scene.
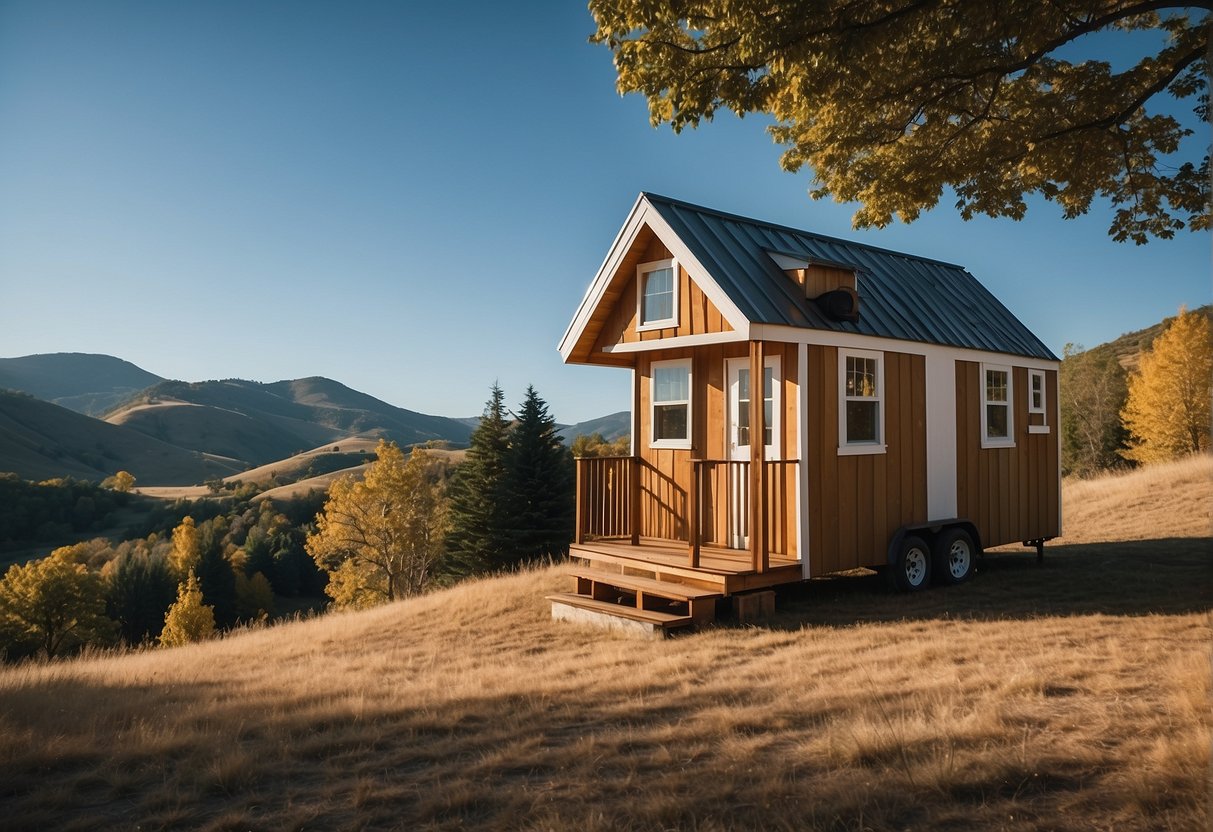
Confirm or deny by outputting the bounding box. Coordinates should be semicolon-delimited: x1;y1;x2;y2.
560;193;1058;363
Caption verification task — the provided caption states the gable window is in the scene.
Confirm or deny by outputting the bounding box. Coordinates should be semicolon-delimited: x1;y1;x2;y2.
981;364;1015;447
838;349;885;454
637;258;678;330
650;358;691;448
1028;369;1046;414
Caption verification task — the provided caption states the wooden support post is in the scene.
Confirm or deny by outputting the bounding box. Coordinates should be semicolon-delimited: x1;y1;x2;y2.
688;460;701;567
749;340;769;573
574;457;585;545
629;456;641;546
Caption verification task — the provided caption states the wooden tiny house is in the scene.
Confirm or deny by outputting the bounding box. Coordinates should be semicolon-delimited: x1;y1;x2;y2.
551;194;1061;633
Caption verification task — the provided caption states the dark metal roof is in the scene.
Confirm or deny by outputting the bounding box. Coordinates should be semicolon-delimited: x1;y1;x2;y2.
645;193;1058;361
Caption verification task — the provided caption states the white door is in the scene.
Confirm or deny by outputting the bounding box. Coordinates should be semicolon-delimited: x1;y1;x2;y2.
726;357;780;549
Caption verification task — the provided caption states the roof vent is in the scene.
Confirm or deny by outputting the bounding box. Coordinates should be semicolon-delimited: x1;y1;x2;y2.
815;287;860;323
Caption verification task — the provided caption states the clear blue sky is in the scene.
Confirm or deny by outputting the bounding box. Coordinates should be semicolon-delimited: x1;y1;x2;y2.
1;1;1208;424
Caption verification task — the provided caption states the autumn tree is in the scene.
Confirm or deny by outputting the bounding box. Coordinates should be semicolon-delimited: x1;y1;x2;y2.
0;549;115;658
169;516;202;577
590;1;1210;242
1121;307;1213;463
102;471;136;493
502;386;574;565
306;441;450;608
1060;343;1130;475
159;573;216;648
570;431;630;458
446;384;512;574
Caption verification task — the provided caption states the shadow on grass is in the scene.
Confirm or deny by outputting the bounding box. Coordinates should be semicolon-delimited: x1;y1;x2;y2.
766;537;1212;629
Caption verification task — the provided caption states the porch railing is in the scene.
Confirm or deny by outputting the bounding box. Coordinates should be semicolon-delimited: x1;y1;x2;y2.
574;455;798;569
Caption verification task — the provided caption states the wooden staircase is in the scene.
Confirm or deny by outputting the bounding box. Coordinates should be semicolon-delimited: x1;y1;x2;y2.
547;564;722;638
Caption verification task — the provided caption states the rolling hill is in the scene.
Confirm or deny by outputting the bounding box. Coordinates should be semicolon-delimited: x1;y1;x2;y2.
0;456;1207;830
556;410;630;444
0;352;164;417
0;390;243;484
106;377;473;466
1073;303;1212;371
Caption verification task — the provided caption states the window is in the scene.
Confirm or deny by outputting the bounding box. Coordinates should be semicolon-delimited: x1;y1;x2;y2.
981;364;1015;446
636;258;678;330
1028;369;1046;414
838;349;885;454
650;359;691;448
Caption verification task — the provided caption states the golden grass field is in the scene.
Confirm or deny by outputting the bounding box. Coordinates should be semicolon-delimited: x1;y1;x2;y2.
0;456;1209;831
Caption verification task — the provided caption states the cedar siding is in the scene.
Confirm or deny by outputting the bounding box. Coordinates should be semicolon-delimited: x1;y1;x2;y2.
805;346;927;576
955;362;1060;548
592;234;733;356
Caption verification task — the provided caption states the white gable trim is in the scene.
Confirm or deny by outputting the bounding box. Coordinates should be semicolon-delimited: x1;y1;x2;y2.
601;330;747;354
558;195;752;362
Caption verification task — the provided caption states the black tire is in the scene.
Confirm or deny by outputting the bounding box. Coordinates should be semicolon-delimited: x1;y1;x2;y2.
890;534;931;592
932;527;976;585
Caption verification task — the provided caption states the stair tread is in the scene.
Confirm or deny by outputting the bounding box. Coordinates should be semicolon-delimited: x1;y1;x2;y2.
568;567;722;600
546;593;694;627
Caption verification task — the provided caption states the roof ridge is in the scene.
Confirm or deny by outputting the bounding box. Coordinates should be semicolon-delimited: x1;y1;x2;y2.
640;191;968;271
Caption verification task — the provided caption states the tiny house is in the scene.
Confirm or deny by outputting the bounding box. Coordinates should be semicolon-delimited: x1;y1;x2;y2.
552;194;1060;634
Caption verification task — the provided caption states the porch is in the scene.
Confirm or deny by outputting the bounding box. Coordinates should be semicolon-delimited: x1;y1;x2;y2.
569;455;804;595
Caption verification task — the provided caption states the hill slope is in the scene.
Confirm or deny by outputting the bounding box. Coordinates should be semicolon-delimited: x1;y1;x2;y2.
556;410;630;444
106;377;472;465
0;457;1207;830
0;352;164;417
1075;303;1213;371
0;390;243;484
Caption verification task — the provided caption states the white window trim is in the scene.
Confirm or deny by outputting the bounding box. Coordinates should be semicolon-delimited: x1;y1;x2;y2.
636;258;679;332
981;363;1016;448
1028;369;1046;415
725;356;782;461
649;357;692;450
838;348;887;455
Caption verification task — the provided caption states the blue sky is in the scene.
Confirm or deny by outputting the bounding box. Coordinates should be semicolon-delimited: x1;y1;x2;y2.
0;1;1208;424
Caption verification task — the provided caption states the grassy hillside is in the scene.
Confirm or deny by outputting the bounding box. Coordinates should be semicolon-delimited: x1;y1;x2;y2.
1074;303;1212;372
0;391;243;485
0;353;163;417
107;378;472;466
0;457;1207;831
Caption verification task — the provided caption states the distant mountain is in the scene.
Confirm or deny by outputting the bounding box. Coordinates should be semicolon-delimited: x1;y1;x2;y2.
0;390;243;485
106;377;473;466
556;411;630;445
1075;304;1212;372
0;353;164;417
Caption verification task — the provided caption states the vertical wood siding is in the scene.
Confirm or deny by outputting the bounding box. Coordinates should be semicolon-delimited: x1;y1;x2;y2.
804;346;927;575
592;236;734;355
954;362;1061;547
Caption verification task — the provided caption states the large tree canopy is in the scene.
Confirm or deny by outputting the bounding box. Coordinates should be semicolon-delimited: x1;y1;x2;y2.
590;0;1210;243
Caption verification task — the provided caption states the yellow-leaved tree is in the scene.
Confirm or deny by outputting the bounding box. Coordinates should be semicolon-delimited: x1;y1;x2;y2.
160;573;216;647
306;441;449;609
0;549;114;658
1121;307;1212;464
169;516;202;577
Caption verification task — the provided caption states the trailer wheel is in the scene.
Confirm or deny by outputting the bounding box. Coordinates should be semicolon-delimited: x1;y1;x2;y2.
891;535;931;592
933;527;975;585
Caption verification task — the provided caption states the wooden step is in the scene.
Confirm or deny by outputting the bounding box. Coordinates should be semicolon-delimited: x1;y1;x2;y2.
569;567;722;602
547;593;693;638
572;547;728;591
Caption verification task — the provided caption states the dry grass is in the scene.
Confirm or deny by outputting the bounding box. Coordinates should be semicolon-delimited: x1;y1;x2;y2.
1;461;1209;831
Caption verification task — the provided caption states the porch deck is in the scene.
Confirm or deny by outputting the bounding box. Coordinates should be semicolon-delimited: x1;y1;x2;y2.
570;536;803;595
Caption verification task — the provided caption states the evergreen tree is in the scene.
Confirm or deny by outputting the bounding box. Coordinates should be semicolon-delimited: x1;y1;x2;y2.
446;384;512;574
194;521;238;628
503;386;574;565
105;548;177;644
159;573;215;648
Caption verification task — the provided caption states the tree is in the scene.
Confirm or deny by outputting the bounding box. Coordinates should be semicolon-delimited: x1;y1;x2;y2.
306;441;449;608
0;550;114;658
590;1;1210;243
502;386;574;565
194;521;238;628
446;384;512;574
1121;307;1213;463
169;516;202;577
102;471;136;493
1060;343;1130;476
235;571;275;621
159;573;216;648
105;548;177;645
571;431;631;458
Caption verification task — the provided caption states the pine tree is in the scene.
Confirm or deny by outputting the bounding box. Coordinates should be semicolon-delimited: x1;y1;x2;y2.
159;573;215;648
105;548;177;644
1121;307;1213;463
194;521;238;628
446;384;512;574
503;386;574;565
